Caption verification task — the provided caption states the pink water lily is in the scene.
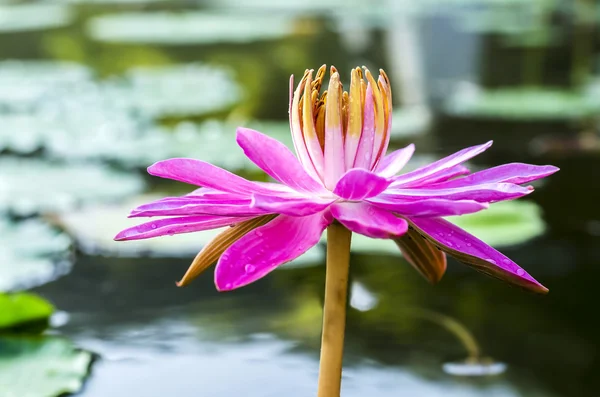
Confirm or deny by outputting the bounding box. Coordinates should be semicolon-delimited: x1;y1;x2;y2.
114;65;558;294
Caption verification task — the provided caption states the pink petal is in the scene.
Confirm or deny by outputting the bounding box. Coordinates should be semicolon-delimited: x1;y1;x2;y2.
408;217;548;294
427;163;560;189
353;84;375;169
114;215;251;241
290;74;322;180
148;159;291;196
367;198;488;217
331;202;408;239
236;127;326;194
251;194;335;216
129;196;267;218
403;165;470;187
323;73;346;189
375;144;415;178
333;169;391;200
381;182;532;203
391;141;493;187
214;212;331;290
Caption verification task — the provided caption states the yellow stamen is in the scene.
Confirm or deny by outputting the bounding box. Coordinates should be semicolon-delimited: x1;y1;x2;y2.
347;67;364;139
325;69;343;137
302;70;319;140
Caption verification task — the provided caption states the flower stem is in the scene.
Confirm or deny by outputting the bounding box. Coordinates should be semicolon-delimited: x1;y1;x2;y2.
318;223;352;397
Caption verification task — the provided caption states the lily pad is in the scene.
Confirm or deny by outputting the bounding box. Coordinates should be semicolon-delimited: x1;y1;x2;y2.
445;84;600;120
0;4;73;33
55;195;324;266
87;12;301;45
0;61;92;113
447;200;545;247
0;158;145;216
102;63;242;119
0;218;72;292
0;293;54;330
0;336;92;397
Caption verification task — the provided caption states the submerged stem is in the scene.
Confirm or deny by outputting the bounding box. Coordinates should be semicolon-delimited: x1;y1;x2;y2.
317;223;352;397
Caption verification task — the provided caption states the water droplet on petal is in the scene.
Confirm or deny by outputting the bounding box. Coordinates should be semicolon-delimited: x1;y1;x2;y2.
224;283;232;290
487;259;497;265
466;242;472;247
256;230;263;237
502;259;510;264
516;269;525;276
151;224;157;229
446;242;453;247
245;264;256;273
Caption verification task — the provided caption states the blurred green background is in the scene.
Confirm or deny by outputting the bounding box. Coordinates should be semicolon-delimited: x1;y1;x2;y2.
0;0;598;396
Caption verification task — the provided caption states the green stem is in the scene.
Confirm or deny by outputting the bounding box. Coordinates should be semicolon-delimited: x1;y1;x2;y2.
317;223;352;397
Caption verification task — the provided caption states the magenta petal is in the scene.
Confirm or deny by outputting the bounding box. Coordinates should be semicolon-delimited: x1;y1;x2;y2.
114;215;251;241
403;165;470;187
333;169;391;200
129;197;267;217
376;144;415;178
148;158;291;196
392;141;493;187
214;212;331;291
427;163;560;189
408;217;548;293
381;182;532;203
251;194;335;216
367;198;488;217
236;128;326;194
331;202;408;239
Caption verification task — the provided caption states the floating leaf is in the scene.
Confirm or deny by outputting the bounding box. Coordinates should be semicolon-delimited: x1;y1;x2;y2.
446;200;545;247
0;158;145;216
87;12;301;45
0;4;73;33
0;60;92;113
0;218;72;292
102;63;242;119
0;293;54;330
55;195;324;266
445;84;600;120
0;337;92;397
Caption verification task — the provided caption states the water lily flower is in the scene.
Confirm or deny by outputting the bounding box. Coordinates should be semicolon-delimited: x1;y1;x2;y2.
114;65;558;294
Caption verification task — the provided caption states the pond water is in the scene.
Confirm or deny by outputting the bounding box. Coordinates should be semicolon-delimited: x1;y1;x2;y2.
1;1;599;396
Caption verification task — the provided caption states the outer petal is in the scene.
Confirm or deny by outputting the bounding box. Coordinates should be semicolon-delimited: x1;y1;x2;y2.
404;165;470;187
392;227;447;284
128;197;267;217
381;183;532;203
407;217;548;294
323;70;346;189
148;159;292;196
391;141;493;187
333;169;391;200
367;198;488;217
114;215;251;241
215;212;331;291
251;194;335;217
236;127;326;194
427;163;559;189
331;202;408;239
375;144;415;178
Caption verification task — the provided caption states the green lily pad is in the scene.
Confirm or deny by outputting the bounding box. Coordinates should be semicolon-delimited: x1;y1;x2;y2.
0;4;73;33
0;218;72;292
390;107;431;140
0;158;145;216
55;195;324;266
102;63;242;119
0;61;92;113
0;293;54;330
87;12;301;45
447;200;545;247
0;336;92;397
445;84;600;120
